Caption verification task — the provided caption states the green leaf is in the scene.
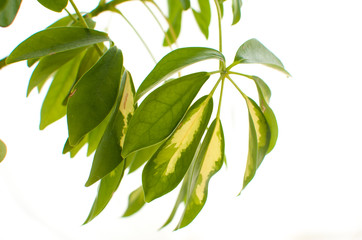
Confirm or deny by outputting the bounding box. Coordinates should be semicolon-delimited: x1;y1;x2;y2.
6;27;109;64
128;141;164;174
136;48;224;100
122;186;146;217
0;139;7;163
67;47;123;146
84;162;126;224
40;53;83;130
86;112;111;156
192;0;211;39
142;96;213;202
241;96;271;190
85;71;135;187
62;136;88;158
37;0;68;12
27;47;86;96
232;0;242;25
234;38;290;76
179;0;190;10
0;0;21;27
122;72;210;157
163;0;182;46
177;119;225;229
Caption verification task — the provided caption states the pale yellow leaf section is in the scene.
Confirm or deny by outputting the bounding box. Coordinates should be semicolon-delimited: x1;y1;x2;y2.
245;99;267;147
119;73;135;147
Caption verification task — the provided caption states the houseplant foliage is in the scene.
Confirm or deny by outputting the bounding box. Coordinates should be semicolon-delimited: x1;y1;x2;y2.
0;0;289;230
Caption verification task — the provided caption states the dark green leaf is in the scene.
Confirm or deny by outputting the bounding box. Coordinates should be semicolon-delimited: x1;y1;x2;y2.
136;48;224;100
177;119;225;229
0;139;7;162
179;0;190;10
37;0;68;12
128;141;164;174
163;0;182;46
6;27;109;64
84;162;125;224
0;0;21;27
27;47;86;96
142;96;213;202
67;47;123;146
232;0;242;25
122;72;210;157
192;0;211;38
234;38;290;76
85;71;135;187
122;186;145;217
40;53;83;130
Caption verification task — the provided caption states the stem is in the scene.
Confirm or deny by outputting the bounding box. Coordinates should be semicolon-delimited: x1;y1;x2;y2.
226;75;247;99
111;7;156;63
216;78;225;120
206;75;223;102
65;8;78;22
213;0;223;54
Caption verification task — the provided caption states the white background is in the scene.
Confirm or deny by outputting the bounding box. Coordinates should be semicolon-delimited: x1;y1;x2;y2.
1;0;362;239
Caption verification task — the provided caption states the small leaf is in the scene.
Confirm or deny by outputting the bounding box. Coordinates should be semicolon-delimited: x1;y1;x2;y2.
122;186;145;217
67;47;123;146
142;96;213;202
136;48;224;100
37;0;68;12
84;162;125;224
163;0;183;46
192;0;211;39
179;0;190;10
27;47;86;96
177;119;225;229
234;38;290;76
85;71;136;187
232;0;242;25
40;53;83;130
0;139;7;162
86;112;111;156
122;72;210;157
0;0;21;27
6;27;109;64
128;141;164;174
62;136;88;158
241;96;271;190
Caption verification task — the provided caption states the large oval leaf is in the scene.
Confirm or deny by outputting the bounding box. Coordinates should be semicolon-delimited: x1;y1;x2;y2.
135;48;224;101
142;96;213;202
6;27;109;64
177;119;225;229
85;71;136;187
234;38;290;76
0;139;7;162
37;0;68;12
192;0;211;39
0;0;21;27
122;72;210;157
67;47;123;146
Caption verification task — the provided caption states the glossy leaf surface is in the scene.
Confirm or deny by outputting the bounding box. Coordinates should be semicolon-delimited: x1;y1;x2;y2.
0;0;21;27
163;0;182;46
85;71;135;187
136;48;224;100
67;47;123;146
122;72;210;157
40;54;82;130
37;0;68;12
122;186;145;217
192;0;211;38
0;139;6;162
234;38;290;76
177;119;224;229
232;0;242;25
142;96;213;202
6;27;109;63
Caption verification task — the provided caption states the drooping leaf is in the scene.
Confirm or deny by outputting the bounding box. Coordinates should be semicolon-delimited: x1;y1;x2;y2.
67;47;123;146
40;53;83;130
27;47;86;96
86;112;112;156
128;141;164;174
241;96;271;190
192;0;211;39
0;139;7;162
37;0;68;12
85;71;135;187
0;0;21;27
122;72;210;158
6;27;109;64
179;0;190;10
136;48;224;100
122;186;146;217
234;38;290;76
231;0;242;25
84;162;126;224
62;136;88;158
218;0;225;17
177;119;225;229
163;0;182;46
142;96;213;202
